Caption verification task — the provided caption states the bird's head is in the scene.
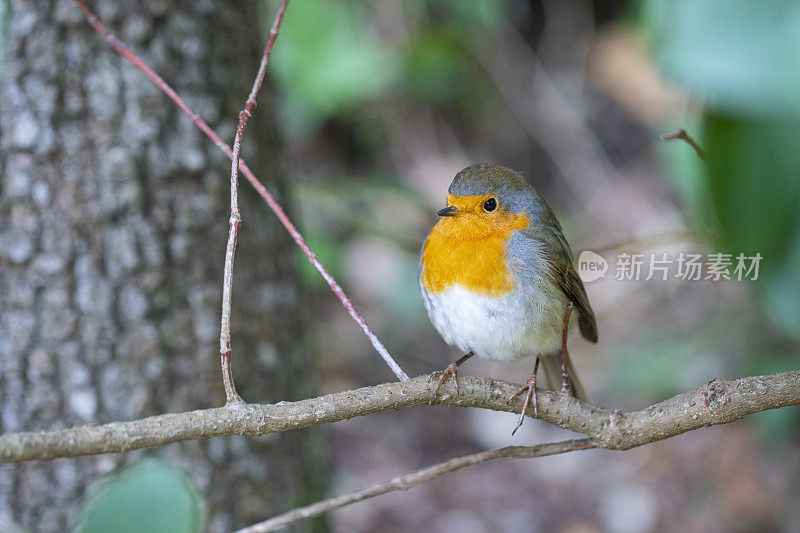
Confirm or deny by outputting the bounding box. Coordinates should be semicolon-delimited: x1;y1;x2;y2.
433;164;540;239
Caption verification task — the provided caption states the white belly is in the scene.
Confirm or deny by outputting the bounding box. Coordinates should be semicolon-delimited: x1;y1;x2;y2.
420;283;572;361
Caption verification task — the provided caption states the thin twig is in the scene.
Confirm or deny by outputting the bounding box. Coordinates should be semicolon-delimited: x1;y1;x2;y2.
72;0;409;382
1;370;798;464
661;128;707;160
237;439;594;533
219;0;289;404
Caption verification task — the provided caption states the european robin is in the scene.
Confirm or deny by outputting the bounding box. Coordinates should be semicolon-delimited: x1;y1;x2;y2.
419;164;597;433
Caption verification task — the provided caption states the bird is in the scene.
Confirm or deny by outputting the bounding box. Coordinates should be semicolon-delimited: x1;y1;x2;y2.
418;163;597;434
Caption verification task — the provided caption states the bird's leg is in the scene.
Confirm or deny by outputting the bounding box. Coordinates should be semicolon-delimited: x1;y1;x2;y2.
561;301;574;393
432;351;474;402
507;356;540;436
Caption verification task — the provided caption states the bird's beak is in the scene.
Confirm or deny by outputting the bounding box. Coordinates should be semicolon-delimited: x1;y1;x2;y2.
437;205;460;217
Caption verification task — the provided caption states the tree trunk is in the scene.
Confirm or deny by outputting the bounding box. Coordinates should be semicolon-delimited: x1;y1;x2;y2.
0;1;325;530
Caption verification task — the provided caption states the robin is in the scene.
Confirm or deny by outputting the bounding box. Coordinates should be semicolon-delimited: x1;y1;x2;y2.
419;163;597;434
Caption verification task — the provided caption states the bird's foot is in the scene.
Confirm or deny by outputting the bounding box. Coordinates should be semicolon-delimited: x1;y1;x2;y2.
507;375;538;436
561;374;572;395
431;362;460;403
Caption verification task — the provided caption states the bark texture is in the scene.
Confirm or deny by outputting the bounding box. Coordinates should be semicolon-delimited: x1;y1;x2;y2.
0;1;324;531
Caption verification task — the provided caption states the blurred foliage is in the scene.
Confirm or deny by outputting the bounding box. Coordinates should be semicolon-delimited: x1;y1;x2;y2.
642;0;800;116
266;0;800;397
293;177;430;323
704;116;800;260
639;0;800;340
405;26;472;108
74;459;201;533
265;0;513;299
704;115;800;338
294;179;426;253
613;305;800;441
267;1;400;137
266;0;507;137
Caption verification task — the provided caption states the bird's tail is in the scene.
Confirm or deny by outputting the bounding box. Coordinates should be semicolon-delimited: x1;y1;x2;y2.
540;354;588;403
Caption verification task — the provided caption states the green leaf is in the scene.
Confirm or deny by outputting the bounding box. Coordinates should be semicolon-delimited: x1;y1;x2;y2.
703;113;800;338
703;114;800;257
759;222;800;338
75;459;201;533
641;1;800;339
643;0;800;116
404;28;470;107
268;0;400;136
703;117;800;245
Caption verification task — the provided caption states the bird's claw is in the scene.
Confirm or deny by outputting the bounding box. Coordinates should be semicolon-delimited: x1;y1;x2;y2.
507;377;538;436
431;363;460;403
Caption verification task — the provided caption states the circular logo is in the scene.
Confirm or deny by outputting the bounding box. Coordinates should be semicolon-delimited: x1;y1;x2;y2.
577;250;608;283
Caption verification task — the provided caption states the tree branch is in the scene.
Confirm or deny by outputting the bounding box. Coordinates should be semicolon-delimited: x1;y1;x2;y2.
218;0;289;404
1;370;797;464
241;367;800;531
236;439;595;533
662;128;707;160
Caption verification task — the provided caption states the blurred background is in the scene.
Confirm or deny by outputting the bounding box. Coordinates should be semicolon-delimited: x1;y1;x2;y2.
1;0;799;532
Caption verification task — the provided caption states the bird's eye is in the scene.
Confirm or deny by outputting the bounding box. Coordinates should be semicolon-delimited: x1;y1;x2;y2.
483;198;497;212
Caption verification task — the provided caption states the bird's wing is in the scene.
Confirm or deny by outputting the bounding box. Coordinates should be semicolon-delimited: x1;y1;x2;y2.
546;254;598;343
522;219;598;344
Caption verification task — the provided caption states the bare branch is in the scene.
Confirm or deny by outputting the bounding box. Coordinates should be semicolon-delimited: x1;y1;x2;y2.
218;0;289;404
1;370;797;464
662;128;707;160
237;439;595;533
72;0;408;382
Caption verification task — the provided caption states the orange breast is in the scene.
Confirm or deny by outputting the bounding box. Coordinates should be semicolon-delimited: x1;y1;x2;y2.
420;198;530;297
